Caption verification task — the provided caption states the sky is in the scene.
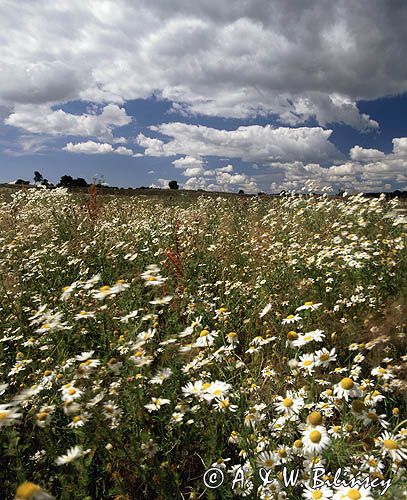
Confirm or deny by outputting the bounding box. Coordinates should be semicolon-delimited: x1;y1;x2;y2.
0;0;406;194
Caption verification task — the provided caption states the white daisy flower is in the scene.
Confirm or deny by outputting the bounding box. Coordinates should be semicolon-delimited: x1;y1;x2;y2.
333;378;362;401
302;426;331;454
55;446;83;465
274;390;304;416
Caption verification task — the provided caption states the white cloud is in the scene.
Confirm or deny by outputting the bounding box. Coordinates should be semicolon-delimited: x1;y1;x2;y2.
1;1;406;128
63;141;114;154
137;123;340;164
349;146;385;161
63;140;135;156
115;146;134;156
172;156;203;169
392;138;407;157
5;104;131;140
268;138;407;193
184;168;258;194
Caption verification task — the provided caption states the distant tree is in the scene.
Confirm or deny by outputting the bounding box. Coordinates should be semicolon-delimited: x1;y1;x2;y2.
58;175;74;187
34;171;43;183
169;180;179;190
238;189;245;194
15;179;29;185
72;177;88;188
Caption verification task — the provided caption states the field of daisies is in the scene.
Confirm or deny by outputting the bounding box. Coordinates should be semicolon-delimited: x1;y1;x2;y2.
0;186;406;500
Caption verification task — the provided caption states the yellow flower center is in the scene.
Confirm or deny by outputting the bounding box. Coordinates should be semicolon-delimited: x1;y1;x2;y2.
202;382;211;390
312;491;323;500
286;315;294;320
309;430;322;443
307;411;323;426
383;439;398;450
304;301;313;306
0;411;9;420
283;398;294;407
320;353;329;361
278;449;287;458
303;360;313;366
15;482;41;499
294;439;303;448
340;377;354;390
37;412;48;421
73;416;82;423
228;332;238;338
347;489;361;500
200;329;210;337
146;276;156;281
264;459;274;467
378;368;387;374
287;331;298;340
100;285;111;291
68;388;76;395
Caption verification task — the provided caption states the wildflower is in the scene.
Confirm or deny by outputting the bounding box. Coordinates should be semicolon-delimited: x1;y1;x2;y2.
256;451;280;469
259;303;272;318
315;348;337;367
15;482;54;499
194;329;218;347
293;329;325;347
282;313;302;324
332;486;373;499
170;412;184;424
274;391;304;416
110;279;130;293
302;426;331;454
226;331;239;344
144;397;171;412
377;431;407;462
55;446;83;465
68;414;87;428
215;397;238;413
149;368;172;385
120;310;139;323
0;404;22;427
296;301;323;312
149;295;173;305
92;285;115;300
334;377;362;401
303;484;333;499
298;353;316;374
74;311;96;320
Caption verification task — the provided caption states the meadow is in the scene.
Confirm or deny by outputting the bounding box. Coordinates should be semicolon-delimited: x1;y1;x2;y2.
0;186;406;499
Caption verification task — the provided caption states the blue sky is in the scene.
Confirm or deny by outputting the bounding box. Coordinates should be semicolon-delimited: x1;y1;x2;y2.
0;1;406;193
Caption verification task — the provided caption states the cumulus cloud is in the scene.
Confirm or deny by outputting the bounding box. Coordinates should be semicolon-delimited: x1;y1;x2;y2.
63;140;135;156
1;1;406;128
137;123;341;163
269;137;407;193
350;145;386;161
5;104;131;141
183;165;259;194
